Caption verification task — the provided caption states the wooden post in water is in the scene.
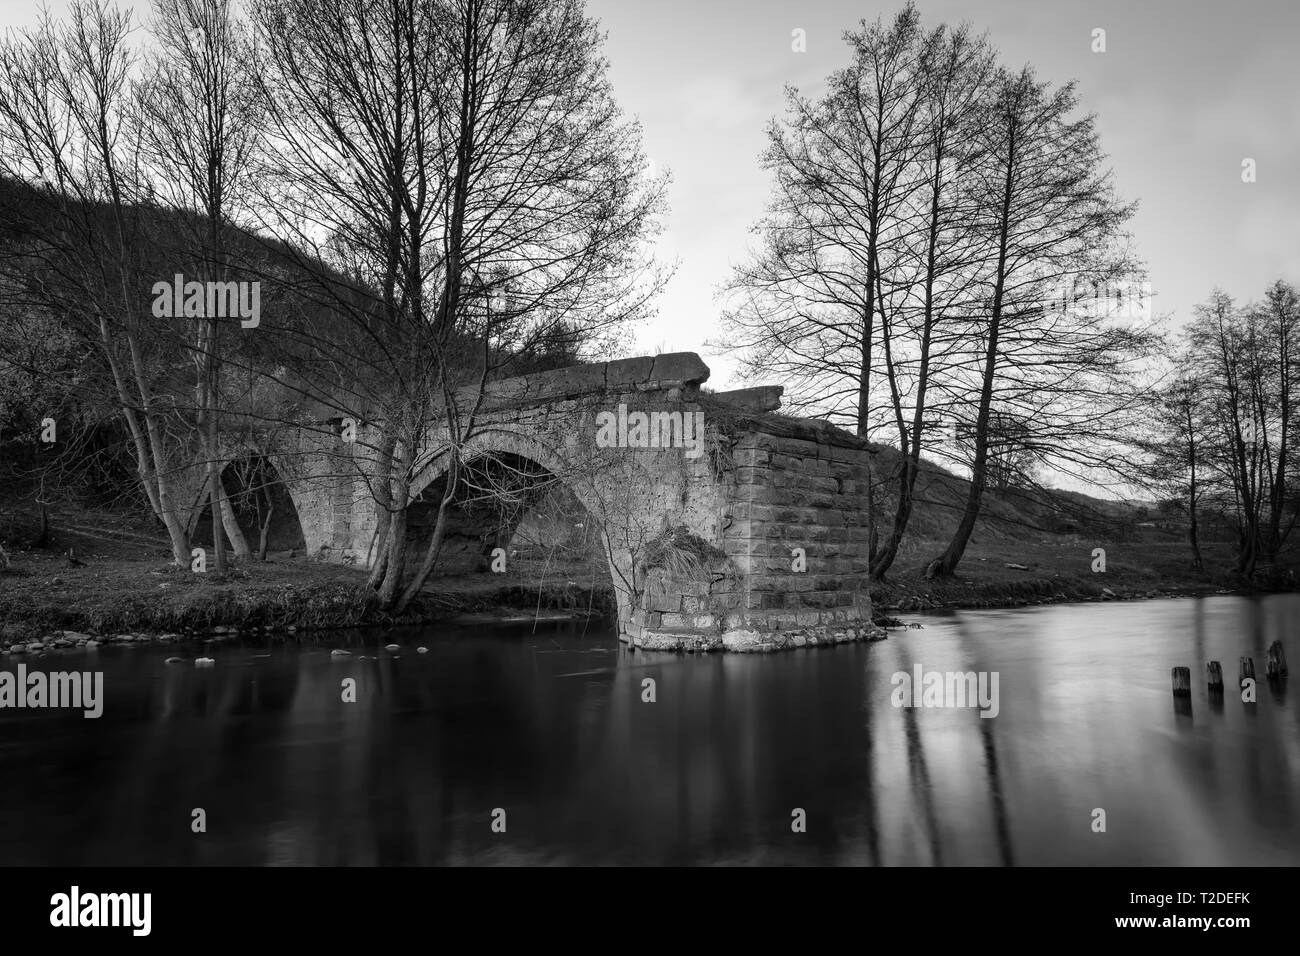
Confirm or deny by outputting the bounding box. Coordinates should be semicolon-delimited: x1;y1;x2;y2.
1266;641;1288;679
1172;666;1191;697
1206;661;1224;693
1239;657;1256;686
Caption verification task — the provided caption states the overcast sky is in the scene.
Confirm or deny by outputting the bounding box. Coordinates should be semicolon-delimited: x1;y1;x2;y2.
4;0;1297;391
586;0;1300;387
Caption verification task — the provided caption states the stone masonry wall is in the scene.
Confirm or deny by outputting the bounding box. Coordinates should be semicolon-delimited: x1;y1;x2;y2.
626;423;883;653
259;352;881;653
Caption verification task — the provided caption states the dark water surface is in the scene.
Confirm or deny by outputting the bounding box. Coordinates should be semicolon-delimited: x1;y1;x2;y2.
2;594;1297;865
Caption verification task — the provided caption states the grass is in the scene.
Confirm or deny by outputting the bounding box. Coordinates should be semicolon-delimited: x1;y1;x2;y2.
1;488;1294;645
866;534;1251;612
0;503;612;643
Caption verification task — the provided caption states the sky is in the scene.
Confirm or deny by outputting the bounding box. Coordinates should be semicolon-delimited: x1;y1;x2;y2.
4;0;1298;392
585;0;1300;388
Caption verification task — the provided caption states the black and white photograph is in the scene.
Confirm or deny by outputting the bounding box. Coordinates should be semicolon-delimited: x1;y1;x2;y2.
0;0;1294;932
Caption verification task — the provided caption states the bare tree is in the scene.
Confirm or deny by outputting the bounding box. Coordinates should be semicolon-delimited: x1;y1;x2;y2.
136;0;264;568
1140;368;1212;569
925;67;1142;578
718;3;930;564
250;0;666;611
0;0;195;564
1183;284;1300;575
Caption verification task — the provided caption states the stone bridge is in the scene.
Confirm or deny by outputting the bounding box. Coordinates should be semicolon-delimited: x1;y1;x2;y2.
193;353;882;652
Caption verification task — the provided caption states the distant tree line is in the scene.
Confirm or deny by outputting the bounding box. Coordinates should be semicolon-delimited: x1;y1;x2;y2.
1143;283;1299;578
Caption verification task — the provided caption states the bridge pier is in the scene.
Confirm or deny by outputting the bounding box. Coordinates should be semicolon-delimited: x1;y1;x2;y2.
619;411;884;652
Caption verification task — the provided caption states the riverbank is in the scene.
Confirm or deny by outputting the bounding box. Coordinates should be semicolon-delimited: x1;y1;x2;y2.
0;532;1293;651
0;548;613;649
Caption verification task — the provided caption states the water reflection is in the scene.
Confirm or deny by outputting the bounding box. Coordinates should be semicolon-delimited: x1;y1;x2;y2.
0;594;1296;865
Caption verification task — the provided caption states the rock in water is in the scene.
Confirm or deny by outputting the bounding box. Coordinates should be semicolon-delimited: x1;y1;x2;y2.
385;643;400;652
165;657;184;664
417;647;428;654
195;658;215;668
330;649;352;659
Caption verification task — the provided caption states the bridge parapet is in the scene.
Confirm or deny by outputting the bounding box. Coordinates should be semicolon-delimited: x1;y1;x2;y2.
460;351;711;412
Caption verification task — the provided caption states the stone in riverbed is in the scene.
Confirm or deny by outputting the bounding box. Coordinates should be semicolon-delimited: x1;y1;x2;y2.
384;643;400;652
330;649;352;659
85;640;100;649
27;643;44;653
165;657;183;664
195;658;215;667
417;647;428;654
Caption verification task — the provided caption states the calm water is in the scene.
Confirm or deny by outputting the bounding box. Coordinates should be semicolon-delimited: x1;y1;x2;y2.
1;594;1297;865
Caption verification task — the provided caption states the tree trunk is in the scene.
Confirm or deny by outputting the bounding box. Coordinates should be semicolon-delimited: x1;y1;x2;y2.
205;316;227;574
258;500;273;561
928;116;1017;579
377;463;412;608
34;496;49;549
366;435;397;589
394;496;453;614
98;311;191;564
217;481;252;558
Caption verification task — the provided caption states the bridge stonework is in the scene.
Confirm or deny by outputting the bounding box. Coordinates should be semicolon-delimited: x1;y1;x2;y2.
240;353;884;652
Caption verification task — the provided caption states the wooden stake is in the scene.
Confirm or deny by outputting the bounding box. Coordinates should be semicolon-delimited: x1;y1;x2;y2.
1206;660;1224;693
1267;641;1288;679
1172;666;1191;697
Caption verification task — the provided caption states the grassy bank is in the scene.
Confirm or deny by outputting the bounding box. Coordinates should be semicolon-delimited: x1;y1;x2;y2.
0;545;613;647
866;536;1269;612
1;501;1295;649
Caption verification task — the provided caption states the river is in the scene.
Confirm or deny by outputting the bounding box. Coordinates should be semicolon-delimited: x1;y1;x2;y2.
1;593;1296;865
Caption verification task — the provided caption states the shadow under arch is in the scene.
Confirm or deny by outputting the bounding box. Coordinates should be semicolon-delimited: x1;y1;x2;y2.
191;454;307;555
405;428;630;627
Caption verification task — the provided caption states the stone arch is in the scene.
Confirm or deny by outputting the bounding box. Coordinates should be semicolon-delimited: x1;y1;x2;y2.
406;427;636;631
189;453;308;556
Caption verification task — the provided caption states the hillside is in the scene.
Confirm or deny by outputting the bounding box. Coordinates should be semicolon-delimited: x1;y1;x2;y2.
858;442;1298;610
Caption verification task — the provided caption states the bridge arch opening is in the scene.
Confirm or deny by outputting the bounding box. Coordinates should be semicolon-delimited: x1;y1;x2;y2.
192;455;306;558
404;449;616;614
